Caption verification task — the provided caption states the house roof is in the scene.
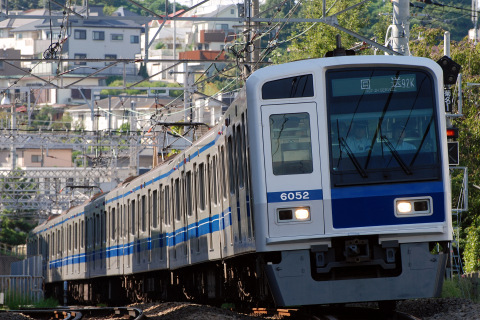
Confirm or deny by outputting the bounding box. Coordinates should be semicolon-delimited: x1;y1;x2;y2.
67;95;183;116
4;7;143;32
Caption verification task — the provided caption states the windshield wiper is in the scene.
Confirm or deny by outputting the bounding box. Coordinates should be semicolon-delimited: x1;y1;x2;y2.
409;116;433;167
381;136;412;175
339;138;368;178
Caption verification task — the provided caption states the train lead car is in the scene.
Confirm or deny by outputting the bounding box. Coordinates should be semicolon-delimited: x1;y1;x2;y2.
28;55;452;307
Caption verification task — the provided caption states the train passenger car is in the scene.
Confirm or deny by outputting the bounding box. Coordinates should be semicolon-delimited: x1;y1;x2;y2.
27;54;452;307
246;55;452;306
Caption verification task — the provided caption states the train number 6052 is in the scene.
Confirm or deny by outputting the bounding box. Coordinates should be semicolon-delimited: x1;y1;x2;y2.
280;191;310;201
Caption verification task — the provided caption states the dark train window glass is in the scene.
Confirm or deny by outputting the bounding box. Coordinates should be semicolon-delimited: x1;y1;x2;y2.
74;223;78;249
130;200;135;235
199;163;206;210
186;171;192;216
227;136;235;194
111;208;116;239
142;195;146;232
262;74;314;100
152;190;158;228
327;68;440;187
221;147;227;199
269;112;313;175
165;185;170;226
236;125;244;188
80;221;84;248
174;178;181;221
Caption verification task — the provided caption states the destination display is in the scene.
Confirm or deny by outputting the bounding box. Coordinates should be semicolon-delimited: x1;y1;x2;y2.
331;74;417;97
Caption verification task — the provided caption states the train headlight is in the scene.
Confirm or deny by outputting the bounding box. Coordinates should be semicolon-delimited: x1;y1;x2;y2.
295;208;310;220
277;207;310;222
395;197;432;217
396;201;412;214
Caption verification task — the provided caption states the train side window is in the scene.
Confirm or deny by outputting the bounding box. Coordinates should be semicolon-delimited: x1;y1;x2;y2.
111;207;116;239
152;190;158;228
212;156;218;205
51;233;54;258
141;195;147;232
164;185;170;226
174;178;181;221
186;171;192;216
221;146;227;199
57;230;61;255
74;223;78;250
236;125;244;188
68;225;72;251
198;163;206;210
269;112;313;175
102;212;106;244
95;214;99;245
80;221;84;248
227;136;235;194
130;200;136;235
262;74;314;100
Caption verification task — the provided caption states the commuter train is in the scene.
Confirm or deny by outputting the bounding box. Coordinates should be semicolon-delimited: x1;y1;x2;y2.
27;54;453;307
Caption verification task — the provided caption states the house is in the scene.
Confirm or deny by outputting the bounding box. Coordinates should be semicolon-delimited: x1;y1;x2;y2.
0;6;143;105
0;143;73;169
141;10;192;82
186;4;241;52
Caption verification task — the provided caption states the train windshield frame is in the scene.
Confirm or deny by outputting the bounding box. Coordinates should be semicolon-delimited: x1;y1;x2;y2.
326;67;441;187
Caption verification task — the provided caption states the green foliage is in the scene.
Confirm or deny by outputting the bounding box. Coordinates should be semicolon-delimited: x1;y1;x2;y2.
118;122;130;133
287;0;369;61
155;42;166;50
464;226;480;273
0;215;35;246
33;297;59;308
3;292;58;310
441;276;479;301
100;81;183;97
441;277;464;298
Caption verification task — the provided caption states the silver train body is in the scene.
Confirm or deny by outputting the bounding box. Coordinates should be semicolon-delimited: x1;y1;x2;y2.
28;55;452;306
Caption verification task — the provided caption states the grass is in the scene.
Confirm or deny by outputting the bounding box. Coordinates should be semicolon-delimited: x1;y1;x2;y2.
441;276;479;302
1;291;58;310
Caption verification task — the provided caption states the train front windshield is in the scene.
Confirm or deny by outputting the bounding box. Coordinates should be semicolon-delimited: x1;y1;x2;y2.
327;68;441;187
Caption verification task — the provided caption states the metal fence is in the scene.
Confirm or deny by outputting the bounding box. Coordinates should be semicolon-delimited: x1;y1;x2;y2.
0;275;44;306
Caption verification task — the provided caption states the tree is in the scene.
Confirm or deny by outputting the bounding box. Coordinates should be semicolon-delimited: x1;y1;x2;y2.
280;0;369;61
0;213;35;246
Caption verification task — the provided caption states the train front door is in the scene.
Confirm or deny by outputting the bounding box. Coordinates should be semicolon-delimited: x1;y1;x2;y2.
261;102;325;238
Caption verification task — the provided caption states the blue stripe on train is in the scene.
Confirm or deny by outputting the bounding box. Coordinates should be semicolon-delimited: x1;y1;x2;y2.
331;181;445;228
49;207;234;269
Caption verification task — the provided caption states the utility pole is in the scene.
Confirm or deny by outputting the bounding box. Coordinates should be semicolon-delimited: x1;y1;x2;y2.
473;0;478;45
129;100;138;176
251;0;260;72
390;0;410;55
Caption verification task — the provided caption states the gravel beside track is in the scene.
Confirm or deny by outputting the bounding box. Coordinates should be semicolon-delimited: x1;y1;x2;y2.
397;298;480;320
134;298;480;320
4;298;480;319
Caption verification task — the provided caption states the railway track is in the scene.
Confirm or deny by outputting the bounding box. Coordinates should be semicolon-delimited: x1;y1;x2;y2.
1;307;145;320
252;306;421;320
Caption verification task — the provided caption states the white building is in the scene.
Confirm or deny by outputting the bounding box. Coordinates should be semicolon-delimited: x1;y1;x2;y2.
0;6;143;105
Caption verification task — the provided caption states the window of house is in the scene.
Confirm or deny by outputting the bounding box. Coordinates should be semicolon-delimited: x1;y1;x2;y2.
74;29;86;39
130;35;139;43
111;34;123;41
93;31;105;40
31;155;41;163
74;53;87;66
105;54;117;66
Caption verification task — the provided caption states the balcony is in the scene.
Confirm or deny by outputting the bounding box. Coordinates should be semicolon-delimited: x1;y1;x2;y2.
199;30;235;43
179;50;226;61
